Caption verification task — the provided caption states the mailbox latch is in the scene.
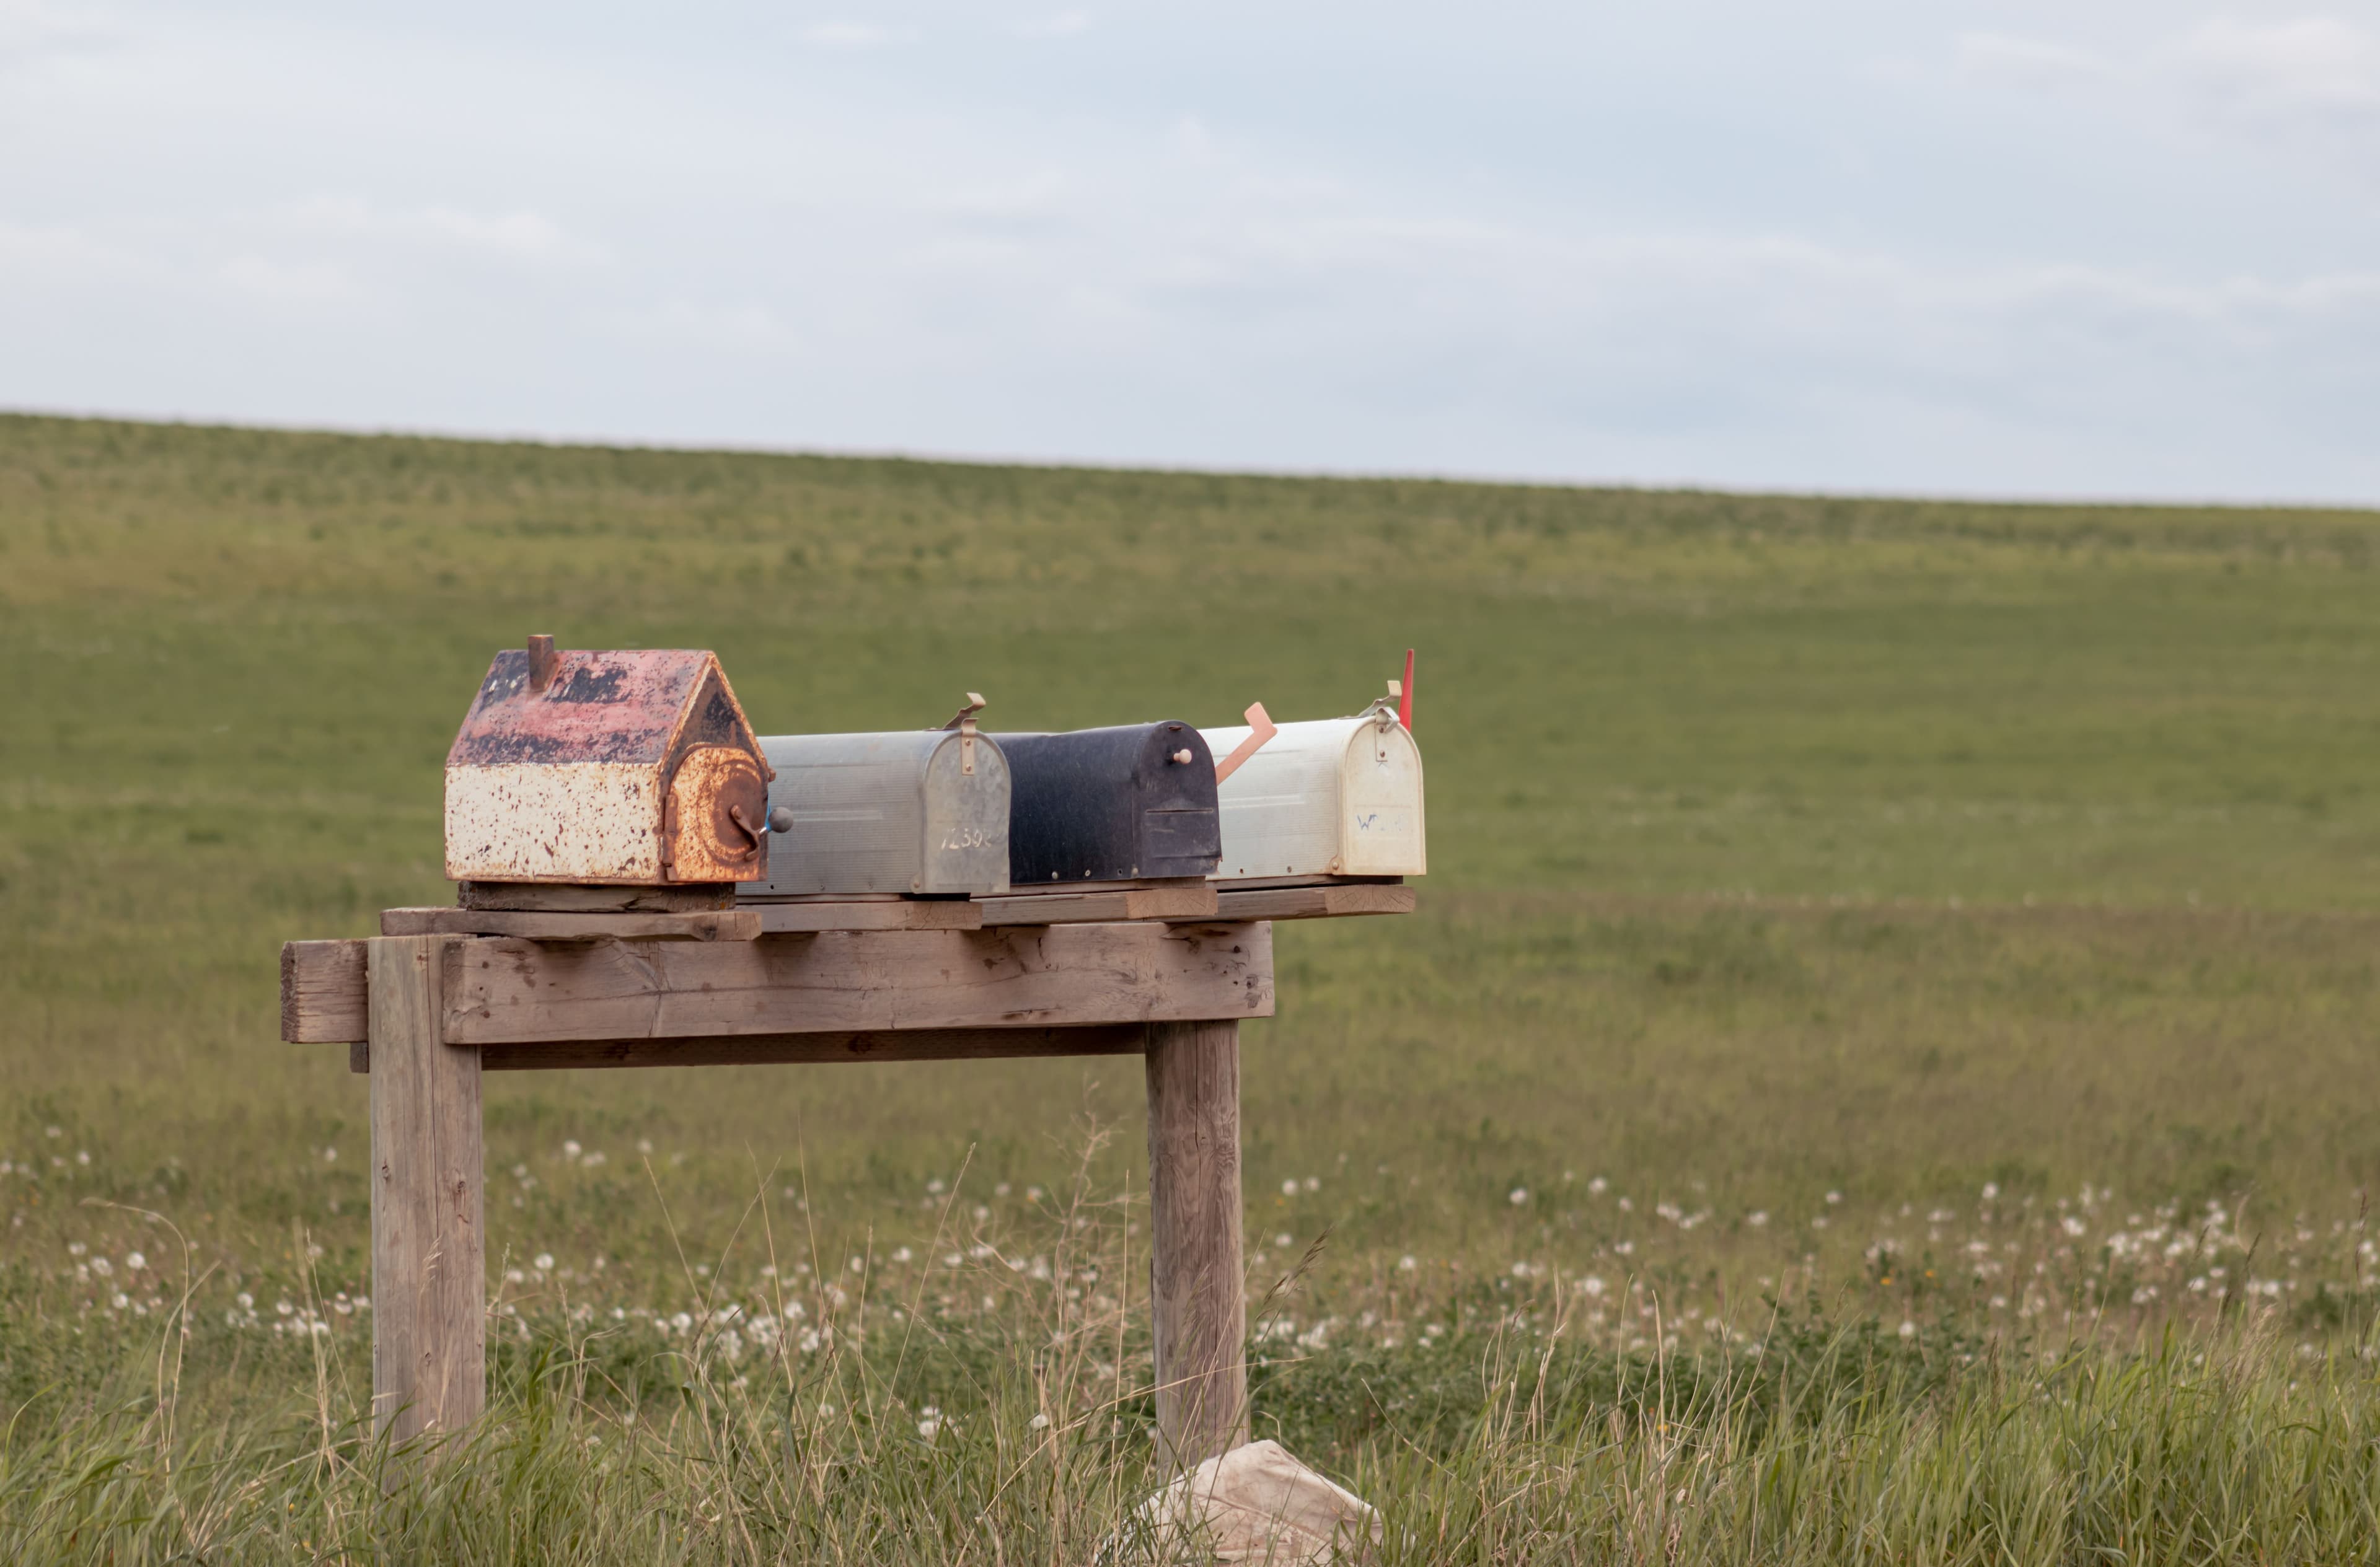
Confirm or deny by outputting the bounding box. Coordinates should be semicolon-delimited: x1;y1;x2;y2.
941;691;989;775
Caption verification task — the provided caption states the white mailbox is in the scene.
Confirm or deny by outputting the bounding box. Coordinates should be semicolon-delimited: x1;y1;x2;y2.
1201;700;1426;880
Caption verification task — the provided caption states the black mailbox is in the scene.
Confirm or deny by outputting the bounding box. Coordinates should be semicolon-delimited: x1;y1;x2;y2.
997;722;1222;884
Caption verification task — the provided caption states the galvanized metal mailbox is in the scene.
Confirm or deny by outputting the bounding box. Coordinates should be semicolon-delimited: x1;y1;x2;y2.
1201;700;1426;879
998;722;1221;884
444;639;771;886
739;719;1012;898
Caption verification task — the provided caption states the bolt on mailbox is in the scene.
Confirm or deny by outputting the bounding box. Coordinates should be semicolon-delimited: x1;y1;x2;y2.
443;639;772;887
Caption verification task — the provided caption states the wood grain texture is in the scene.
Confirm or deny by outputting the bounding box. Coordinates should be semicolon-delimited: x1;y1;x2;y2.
380;906;761;942
749;900;983;933
1145;1019;1248;1470
477;1024;1146;1071
441;922;1273;1046
1209;883;1415;921
368;935;485;1445
282;939;368;1043
979;884;1219;926
458;881;735;912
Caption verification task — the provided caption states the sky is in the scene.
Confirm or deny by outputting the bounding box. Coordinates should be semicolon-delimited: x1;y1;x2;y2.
2;1;2377;501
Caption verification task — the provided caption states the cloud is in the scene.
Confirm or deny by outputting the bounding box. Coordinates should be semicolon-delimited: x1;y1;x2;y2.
1954;31;2110;90
281;196;606;265
1950;15;2380;174
797;21;920;48
1010;10;1092;38
0;0;118;61
2162;16;2380;130
218;255;351;305
604;298;800;355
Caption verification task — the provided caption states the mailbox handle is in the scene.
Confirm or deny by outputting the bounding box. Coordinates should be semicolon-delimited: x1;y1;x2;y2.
1211;703;1277;786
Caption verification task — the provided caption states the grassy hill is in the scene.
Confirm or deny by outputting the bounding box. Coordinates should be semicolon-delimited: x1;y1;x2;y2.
4;413;2380;1559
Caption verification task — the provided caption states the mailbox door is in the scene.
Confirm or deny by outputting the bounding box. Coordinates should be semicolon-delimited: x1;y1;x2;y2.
916;732;1011;895
1131;721;1221;878
1338;719;1426;876
665;745;770;883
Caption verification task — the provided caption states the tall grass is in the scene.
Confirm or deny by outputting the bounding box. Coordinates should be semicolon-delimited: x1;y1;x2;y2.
6;413;2380;1558
9;1195;2380;1563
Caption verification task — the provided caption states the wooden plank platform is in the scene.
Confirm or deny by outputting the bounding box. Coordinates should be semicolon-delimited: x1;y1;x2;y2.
441;923;1272;1046
1211;883;1414;921
381;907;763;942
979;883;1219;926
457;881;735;913
749;900;982;933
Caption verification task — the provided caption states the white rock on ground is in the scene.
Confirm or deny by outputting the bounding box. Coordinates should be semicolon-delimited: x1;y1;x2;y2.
1132;1439;1382;1564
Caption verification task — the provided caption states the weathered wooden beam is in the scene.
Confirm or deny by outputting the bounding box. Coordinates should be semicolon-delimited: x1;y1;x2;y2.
441;922;1272;1046
283;939;368;1043
458;880;734;913
979;883;1219;926
1210;883;1415;921
748;900;982;933
474;1024;1147;1071
368;934;484;1445
1145;1018;1248;1469
381;906;762;942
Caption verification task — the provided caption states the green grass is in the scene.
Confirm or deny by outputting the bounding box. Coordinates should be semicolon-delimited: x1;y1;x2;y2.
4;412;2380;1561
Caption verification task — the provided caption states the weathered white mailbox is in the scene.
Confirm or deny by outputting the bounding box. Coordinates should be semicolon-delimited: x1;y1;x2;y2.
444;639;772;887
740;717;1012;898
1201;700;1426;880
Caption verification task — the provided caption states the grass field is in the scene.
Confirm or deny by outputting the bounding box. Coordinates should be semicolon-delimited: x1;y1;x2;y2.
4;412;2380;1560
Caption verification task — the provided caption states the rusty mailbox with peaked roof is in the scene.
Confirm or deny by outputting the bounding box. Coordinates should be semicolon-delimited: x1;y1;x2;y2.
443;640;772;887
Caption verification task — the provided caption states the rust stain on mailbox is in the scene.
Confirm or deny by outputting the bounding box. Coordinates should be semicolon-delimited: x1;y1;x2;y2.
444;644;770;886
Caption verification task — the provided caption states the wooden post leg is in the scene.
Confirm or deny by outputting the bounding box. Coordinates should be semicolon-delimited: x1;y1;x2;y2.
1145;1019;1247;1469
368;934;485;1444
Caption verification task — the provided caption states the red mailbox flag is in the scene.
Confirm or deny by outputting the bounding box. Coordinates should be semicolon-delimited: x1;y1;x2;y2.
1398;648;1414;731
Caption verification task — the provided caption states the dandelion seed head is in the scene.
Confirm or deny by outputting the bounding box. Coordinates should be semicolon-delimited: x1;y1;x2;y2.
1509;1188;1528;1206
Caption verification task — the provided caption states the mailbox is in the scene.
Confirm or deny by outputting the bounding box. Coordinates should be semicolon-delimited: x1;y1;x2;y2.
1201;700;1426;879
444;639;770;886
998;722;1221;884
739;727;1011;897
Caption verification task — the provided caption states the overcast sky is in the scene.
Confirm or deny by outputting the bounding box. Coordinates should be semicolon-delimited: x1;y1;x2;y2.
4;2;2377;501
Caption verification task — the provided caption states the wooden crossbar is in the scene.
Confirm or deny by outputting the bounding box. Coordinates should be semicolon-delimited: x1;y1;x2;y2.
285;923;1273;1047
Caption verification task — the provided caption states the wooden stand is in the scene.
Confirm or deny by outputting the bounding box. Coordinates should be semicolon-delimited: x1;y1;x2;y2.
284;897;1396;1468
